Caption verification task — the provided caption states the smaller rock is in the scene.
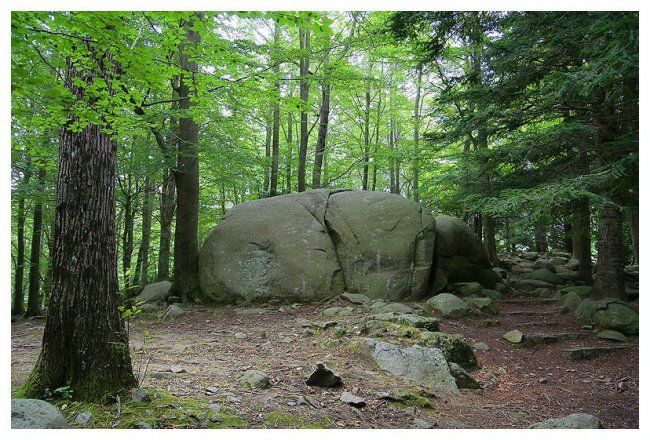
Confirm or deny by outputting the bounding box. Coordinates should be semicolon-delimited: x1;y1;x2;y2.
205;386;218;394
132;421;153;429
169;365;186;373
530;413;601;429
306;363;343;387
522;251;539;261
322;306;353;317
533;259;556;273
448;282;483;297
503;330;523;344
375;302;414;314
209;403;222;413
131;388;151;403
566;258;580;271
412;418;434;429
234;307;267;315
234;332;247;339
596;329;628;343
161;304;184;321
240;370;271;389
466;297;496;314
74;412;94;426
472;342;490;351
538;377;548;384
341;292;371;305
294;318;312;327
448;362;480;389
340;391;366;408
426;293;471;318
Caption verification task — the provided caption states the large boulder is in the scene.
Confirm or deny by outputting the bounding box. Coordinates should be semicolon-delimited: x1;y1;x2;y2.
426;293;471;318
524;269;563;285
530;413;601;429
324;190;435;300
356;338;458;393
136;280;172;304
11;399;71;429
199;190;435;303
433;216;496;289
575;298;639;335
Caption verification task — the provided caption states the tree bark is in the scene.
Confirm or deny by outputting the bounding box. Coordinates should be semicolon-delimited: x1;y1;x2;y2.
25;166;46;317
172;21;201;302
572;198;593;284
412;63;423;203
535;227;548;253
22;46;136;401
362;89;371;191
157;168;175;281
312;81;330;188
12;167;31;316
263;113;271;195
483;215;498;264
297;25;311;192
592;202;626;298
625;207;639;266
134;176;153;287
269;21;281;197
120;176;136;293
563;221;574;254
285;98;293;193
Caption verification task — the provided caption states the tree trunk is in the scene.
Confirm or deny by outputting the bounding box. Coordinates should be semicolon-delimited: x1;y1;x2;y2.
592;202;626;298
12;168;31;316
121;178;135;293
263;116;271;195
157;168;175;281
362;89;371;190
572;198;593;284
22;47;136;401
563;221;574;254
134;176;153;287
312;81;330;188
535;228;548;253
285;100;293;193
483;215;498;264
412;63;423;203
625;208;639;266
25;167;46;317
297;26;310;192
269;21;281;197
172;22;201;302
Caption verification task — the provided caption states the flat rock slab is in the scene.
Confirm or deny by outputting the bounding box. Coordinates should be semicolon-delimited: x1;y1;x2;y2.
563;345;628;361
501;298;559;306
306;363;342;388
530;413;601;429
502;310;560;317
518;321;561;327
11;399;71;429
504;332;583;347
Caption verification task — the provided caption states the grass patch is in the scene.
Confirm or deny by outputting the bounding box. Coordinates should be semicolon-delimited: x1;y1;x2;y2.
57;388;246;429
263;411;334;428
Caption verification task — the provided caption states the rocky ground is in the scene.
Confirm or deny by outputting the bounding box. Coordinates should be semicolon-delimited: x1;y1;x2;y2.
11;254;639;429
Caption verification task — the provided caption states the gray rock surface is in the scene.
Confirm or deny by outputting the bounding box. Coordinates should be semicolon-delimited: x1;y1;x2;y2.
426;293;471;318
356;338;458;393
136;280;172;304
11;399;71;429
525;268;563;285
530;413;601;429
240;370;271;389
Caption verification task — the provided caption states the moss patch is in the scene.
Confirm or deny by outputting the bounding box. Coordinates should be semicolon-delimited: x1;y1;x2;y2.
56;389;246;429
263;411;334;428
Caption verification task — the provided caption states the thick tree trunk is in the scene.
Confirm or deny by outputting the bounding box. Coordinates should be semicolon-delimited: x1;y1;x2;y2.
285;102;293;193
625;208;639;266
312;81;330;188
572;198;593;283
157;168;175;281
563;221;574;254
412;63;423;203
263;117;271;195
22;48;136;401
483;215;498;264
172;22;201;302
134;176;153;287
535;228;548;253
25;167;46;317
12;168;31;316
297;26;310;192
592;202;626;299
121;179;135;293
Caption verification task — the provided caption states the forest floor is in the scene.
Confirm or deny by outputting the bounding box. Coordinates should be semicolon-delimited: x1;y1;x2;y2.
11;269;639;429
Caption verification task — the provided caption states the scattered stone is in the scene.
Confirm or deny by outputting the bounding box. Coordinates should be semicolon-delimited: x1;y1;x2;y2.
509;279;555;290
466;297;496;314
530;413;601;429
355;338;458;394
11;399;71;429
596;329;628;343
297;395;319;408
472;342;490;351
480;318;500;327
419;331;478;369
575;298;638;335
313;320;338;329
560;292;582;312
618;380;629;391
166;296;182;304
209;403;222;413
322;306;353;317
150;371;173;379
562;346;627;361
341;292;371;305
502;330;523;344
426;293;471;318
205;386;218;394
507;332;582;347
525;269;562;285
557;272;580;283
169;365;187;374
493;267;507;279
74;412;94;426
531;287;553;297
521;251;539;261
550;256;567;266
412;418;434;429
481;289;503;300
240;370;271;389
234;332;247;339
293;318;312;327
538;377;548;384
566;258;580;271
448;282;484;297
131;388;151;403
136;280;172;304
371;312;439;331
375;302;414;314
132;421;153;429
306;363;343;388
448;362;480;389
533;259;556;273
340;391;366;408
161;304;184;321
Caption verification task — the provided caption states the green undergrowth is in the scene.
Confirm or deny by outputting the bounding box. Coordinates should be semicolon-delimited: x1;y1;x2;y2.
57;389;246;429
263;411;334;428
